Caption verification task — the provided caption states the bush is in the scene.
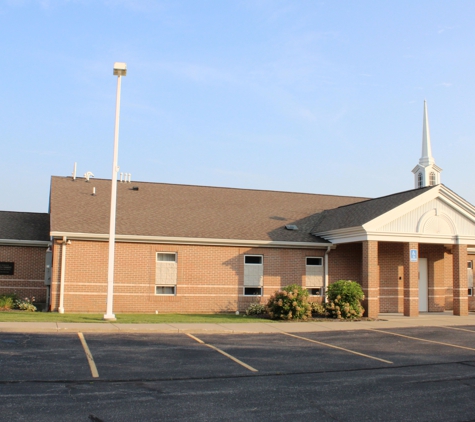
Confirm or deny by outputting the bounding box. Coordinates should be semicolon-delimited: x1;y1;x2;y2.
326;280;364;319
15;296;37;312
245;301;266;316
0;293;18;309
310;301;326;317
266;284;312;321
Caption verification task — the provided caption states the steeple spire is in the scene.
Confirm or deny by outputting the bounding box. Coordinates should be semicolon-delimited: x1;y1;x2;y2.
412;101;442;188
420;100;434;166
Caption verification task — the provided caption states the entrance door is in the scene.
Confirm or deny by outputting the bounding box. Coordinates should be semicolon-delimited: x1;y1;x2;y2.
419;258;428;312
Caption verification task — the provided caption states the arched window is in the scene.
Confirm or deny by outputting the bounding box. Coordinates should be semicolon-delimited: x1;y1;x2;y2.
429;172;436;186
418;172;423;188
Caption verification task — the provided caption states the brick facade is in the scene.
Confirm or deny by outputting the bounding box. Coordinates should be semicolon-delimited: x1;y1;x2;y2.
0;245;47;302
50;239;325;313
48;237;475;315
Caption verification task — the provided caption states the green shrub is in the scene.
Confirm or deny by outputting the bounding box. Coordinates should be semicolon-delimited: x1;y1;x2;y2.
326;280;364;319
310;301;326;317
245;301;266;316
266;284;312;321
0;293;18;309
15;296;37;312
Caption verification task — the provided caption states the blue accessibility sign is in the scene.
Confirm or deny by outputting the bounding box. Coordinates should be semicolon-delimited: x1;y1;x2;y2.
410;249;418;262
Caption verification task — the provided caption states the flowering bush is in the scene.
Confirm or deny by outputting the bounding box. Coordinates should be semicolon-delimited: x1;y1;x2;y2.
245;301;266;316
266;284;312;320
15;297;37;312
310;301;326;317
326;280;364;319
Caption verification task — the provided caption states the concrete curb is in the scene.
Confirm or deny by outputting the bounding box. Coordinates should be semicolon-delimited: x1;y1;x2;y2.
0;313;474;334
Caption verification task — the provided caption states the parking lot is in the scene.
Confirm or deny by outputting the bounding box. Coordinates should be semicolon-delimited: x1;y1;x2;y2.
2;325;475;421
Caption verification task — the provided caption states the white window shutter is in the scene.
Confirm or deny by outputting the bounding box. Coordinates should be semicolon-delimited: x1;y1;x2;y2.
306;265;323;287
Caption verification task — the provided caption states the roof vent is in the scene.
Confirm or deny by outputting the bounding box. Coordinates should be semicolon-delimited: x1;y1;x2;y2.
84;171;94;182
131;186;139;191
285;225;298;231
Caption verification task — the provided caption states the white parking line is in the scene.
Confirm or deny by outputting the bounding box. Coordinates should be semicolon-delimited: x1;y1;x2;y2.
281;332;393;364
77;332;99;378
185;333;258;372
439;326;475;334
371;329;475;352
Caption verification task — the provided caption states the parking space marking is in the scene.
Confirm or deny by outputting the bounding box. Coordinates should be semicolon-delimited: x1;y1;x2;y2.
439;326;475;334
371;329;475;352
77;333;99;378
281;332;393;364
185;333;258;372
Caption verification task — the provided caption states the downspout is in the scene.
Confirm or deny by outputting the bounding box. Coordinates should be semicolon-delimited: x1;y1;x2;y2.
324;246;332;303
58;236;67;314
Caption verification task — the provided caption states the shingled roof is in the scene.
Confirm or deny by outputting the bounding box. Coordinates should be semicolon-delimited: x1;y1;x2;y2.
49;176;368;243
0;211;50;241
312;185;437;233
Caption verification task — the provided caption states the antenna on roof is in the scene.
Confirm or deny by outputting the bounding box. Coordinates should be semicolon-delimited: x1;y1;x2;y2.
84;171;94;182
72;162;77;180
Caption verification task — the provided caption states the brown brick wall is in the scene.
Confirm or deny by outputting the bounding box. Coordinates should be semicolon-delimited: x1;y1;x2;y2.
0;245;47;302
378;242;404;313
328;243;362;284
419;244;445;312
50;240;325;313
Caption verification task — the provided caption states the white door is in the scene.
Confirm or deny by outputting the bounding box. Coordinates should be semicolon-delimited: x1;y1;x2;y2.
419;258;428;312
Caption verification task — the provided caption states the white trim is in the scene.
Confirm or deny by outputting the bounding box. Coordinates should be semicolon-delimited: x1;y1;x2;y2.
50;232;331;249
0;239;50;247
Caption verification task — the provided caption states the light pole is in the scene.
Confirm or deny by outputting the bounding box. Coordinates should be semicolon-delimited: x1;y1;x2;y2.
104;62;127;321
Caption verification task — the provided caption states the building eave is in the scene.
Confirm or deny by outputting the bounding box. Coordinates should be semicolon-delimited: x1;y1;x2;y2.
50;231;333;249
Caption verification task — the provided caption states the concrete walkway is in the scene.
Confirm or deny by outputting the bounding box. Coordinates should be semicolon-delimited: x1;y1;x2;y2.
0;312;474;334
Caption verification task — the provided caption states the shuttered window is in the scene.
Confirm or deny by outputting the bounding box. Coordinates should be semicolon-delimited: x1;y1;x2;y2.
306;257;323;287
156;253;177;295
244;255;263;287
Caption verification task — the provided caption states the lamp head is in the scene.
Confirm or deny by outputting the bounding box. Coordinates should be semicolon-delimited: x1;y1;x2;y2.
113;62;127;76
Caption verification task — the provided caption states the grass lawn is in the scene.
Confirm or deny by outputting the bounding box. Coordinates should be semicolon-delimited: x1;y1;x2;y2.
0;311;273;324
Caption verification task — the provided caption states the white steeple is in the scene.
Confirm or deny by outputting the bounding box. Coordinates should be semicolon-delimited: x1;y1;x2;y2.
412;101;442;188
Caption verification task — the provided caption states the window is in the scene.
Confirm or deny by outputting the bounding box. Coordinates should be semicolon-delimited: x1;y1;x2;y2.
429;172;436;186
244;255;263;295
244;287;262;296
468;261;473;296
418;172;423;188
308;287;323;296
306;257;323;288
156;286;175;295
156;253;177;295
0;262;14;275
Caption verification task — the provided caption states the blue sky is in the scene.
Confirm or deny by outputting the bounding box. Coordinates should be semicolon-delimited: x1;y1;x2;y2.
2;0;475;212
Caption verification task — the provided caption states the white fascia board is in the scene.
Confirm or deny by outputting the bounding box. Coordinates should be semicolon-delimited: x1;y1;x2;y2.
50;232;331;249
315;227;368;244
438;186;475;222
0;239;51;247
362;187;441;232
365;232;475;245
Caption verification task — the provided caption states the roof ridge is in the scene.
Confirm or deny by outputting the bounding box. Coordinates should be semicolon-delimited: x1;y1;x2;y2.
51;175;370;200
0;210;49;216
334;185;436;210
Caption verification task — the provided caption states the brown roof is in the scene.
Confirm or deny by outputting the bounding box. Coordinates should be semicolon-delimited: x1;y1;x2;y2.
0;211;50;241
49;176;367;243
312;186;437;233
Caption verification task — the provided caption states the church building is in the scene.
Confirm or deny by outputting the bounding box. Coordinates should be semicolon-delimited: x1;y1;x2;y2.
0;102;475;317
41;102;475;316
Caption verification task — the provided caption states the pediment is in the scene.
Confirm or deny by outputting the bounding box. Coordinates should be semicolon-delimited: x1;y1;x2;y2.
366;197;475;237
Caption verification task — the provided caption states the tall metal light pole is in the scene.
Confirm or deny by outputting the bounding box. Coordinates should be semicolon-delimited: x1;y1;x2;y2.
104;62;127;321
